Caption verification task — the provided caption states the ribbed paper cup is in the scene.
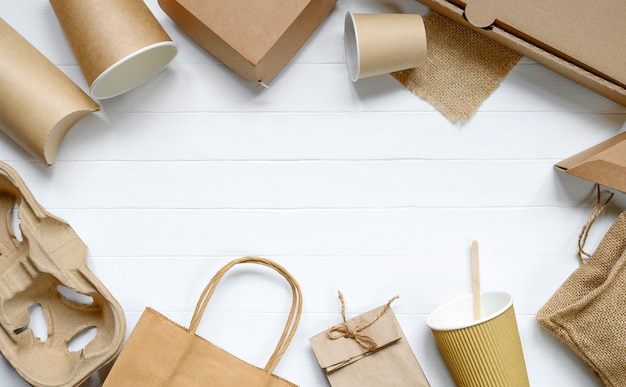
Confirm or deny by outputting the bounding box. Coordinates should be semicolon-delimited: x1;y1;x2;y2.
49;0;178;99
0;18;99;166
427;291;529;386
344;12;427;81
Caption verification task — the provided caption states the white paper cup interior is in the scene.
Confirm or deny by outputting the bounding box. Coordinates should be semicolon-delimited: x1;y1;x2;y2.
426;291;513;331
90;41;179;99
344;12;360;82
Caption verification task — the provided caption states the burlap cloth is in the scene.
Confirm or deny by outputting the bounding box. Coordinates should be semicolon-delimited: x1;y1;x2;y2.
537;190;626;387
392;12;522;123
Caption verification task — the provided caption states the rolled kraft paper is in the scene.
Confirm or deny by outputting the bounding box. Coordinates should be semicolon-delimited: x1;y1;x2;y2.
0;18;99;166
345;13;427;81
49;0;179;99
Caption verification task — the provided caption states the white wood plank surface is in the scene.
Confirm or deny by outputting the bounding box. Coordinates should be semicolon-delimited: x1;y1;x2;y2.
1;0;626;386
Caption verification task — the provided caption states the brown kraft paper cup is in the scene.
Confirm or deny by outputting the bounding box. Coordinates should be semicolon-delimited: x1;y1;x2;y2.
344;12;427;81
0;18;99;166
49;0;179;99
426;291;530;386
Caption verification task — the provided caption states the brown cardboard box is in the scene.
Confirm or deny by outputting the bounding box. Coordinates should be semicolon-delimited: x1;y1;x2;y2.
415;0;626;107
159;0;336;84
556;132;626;193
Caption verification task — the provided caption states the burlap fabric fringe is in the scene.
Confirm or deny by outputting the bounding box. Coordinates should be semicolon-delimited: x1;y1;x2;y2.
392;12;522;123
536;185;626;387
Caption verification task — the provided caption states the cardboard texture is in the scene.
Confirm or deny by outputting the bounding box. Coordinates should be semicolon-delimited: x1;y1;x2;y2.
49;0;178;99
415;0;626;107
310;297;430;386
0;162;126;387
344;13;427;81
555;131;626;193
0;18;99;166
158;0;336;84
103;256;302;386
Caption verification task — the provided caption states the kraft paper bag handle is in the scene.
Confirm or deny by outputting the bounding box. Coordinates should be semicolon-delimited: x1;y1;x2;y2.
189;256;303;374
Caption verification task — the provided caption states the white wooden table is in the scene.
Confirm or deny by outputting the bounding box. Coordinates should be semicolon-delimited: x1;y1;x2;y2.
1;0;625;385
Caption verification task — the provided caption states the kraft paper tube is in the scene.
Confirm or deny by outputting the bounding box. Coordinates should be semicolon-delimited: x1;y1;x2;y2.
427;291;530;386
49;0;179;99
345;12;427;81
0;18;99;166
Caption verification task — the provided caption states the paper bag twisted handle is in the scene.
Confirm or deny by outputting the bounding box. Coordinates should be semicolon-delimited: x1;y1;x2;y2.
327;291;398;351
578;184;614;264
189;256;303;374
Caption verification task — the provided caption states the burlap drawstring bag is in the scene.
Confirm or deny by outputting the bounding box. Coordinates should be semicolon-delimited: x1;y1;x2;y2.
536;187;626;386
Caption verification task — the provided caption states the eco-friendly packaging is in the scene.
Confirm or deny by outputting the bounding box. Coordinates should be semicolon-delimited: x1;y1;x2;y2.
103;257;301;386
415;0;626;107
0;161;126;387
344;12;427;81
49;0;179;99
427;291;529;386
538;203;626;387
0;18;99;166
159;0;336;84
555;132;626;193
310;293;430;386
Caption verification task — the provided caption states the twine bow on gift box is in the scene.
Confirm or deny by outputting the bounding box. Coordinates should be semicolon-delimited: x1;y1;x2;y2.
327;291;399;351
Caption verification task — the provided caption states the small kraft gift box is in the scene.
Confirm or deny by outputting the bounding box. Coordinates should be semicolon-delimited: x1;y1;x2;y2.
310;292;430;386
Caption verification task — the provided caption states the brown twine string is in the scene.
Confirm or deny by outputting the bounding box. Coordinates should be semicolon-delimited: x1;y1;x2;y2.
578;184;614;264
327;291;399;351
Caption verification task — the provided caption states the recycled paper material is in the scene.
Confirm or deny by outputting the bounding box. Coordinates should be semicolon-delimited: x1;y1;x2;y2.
0;18;99;166
345;13;427;81
416;0;626;107
0;161;125;387
50;0;178;99
159;0;336;84
310;302;429;386
460;0;626;89
555;131;626;193
103;257;301;387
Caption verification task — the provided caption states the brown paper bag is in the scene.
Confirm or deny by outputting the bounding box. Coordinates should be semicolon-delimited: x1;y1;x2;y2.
103;256;302;386
310;292;429;386
537;187;626;386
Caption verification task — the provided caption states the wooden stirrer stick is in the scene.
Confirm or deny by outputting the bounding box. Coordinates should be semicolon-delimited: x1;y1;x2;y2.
471;240;481;320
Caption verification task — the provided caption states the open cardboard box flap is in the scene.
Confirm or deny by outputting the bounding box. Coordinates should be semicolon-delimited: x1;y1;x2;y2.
416;0;626;107
556;132;626;193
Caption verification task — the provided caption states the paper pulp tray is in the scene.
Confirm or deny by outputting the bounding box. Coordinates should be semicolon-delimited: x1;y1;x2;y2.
416;0;626;107
0;162;125;387
159;0;336;84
